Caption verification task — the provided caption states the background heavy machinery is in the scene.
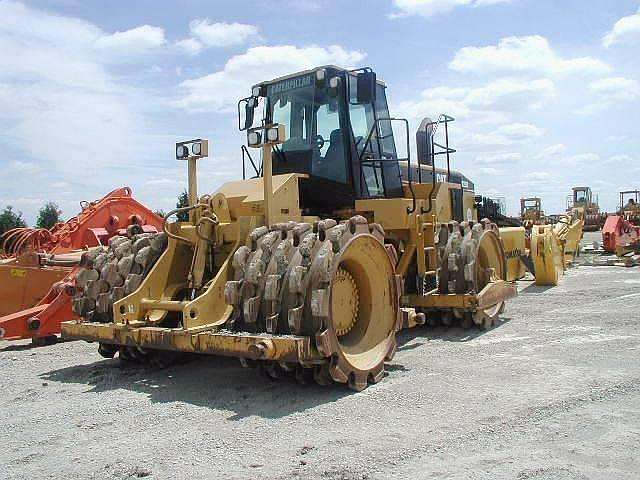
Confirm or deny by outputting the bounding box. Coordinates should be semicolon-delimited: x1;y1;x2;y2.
0;187;163;345
473;195;569;286
502;211;582;287
63;66;523;390
530;206;584;284
602;190;640;255
520;197;545;227
567;186;604;231
475;195;521;227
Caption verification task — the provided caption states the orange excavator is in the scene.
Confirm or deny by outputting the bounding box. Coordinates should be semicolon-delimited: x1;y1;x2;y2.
0;187;163;345
602;190;640;255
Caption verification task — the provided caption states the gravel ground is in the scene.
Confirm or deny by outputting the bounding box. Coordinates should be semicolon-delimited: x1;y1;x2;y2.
1;232;639;480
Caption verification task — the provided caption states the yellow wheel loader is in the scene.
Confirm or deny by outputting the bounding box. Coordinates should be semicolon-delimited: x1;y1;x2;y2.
64;66;525;390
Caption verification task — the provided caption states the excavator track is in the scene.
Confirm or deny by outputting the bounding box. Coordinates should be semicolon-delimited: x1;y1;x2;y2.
225;216;401;390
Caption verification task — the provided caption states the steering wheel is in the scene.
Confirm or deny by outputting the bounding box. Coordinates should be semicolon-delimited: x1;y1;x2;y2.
313;134;325;150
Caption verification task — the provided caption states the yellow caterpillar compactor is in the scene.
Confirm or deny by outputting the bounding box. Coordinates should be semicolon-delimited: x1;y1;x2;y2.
510;194;584;286
63;66;563;390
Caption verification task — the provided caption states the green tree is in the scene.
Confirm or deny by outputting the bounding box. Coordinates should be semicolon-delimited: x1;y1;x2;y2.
154;209;167;218
176;190;189;221
0;206;27;236
36;202;63;229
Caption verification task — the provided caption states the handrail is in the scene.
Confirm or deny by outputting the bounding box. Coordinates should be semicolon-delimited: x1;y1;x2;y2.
421;114;455;214
357;117;415;213
241;145;261;179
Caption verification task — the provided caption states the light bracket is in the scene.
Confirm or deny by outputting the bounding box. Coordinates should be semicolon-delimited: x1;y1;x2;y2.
176;139;209;160
246;124;285;149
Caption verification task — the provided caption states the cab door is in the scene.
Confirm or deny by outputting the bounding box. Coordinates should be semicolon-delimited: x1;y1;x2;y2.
347;82;403;199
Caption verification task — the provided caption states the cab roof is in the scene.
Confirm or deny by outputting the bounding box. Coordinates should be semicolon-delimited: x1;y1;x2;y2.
251;65;386;91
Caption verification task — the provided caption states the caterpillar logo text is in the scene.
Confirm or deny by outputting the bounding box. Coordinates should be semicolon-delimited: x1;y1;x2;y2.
504;249;524;259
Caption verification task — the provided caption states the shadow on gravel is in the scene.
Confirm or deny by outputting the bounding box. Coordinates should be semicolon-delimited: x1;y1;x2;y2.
38;319;510;419
397;318;510;346
0;342;35;352
0;338;71;353
40;355;352;420
520;283;555;295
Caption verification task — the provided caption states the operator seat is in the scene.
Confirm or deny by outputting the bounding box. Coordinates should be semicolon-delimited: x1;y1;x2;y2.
317;129;346;183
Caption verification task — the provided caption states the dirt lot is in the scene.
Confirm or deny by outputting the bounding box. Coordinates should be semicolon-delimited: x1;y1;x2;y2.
1;232;639;480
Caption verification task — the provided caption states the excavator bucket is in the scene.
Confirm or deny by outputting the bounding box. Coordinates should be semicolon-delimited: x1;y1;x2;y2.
0;187;163;344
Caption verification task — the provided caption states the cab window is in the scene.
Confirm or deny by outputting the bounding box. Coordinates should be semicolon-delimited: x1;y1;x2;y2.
313;102;347;183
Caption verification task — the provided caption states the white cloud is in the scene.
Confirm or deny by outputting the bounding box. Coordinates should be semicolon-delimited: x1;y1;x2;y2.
94;25;165;57
390;0;513;18
279;0;321;12
464;78;554;109
577;77;640;115
563;153;600;165
398;77;552;126
0;197;46;207
496;123;544;139
177;45;366;112
475;152;521;165
535;143;566;159
189;19;259;48
605;154;634;165
606;135;627;142
450;36;610;77
8;160;41;174
175;37;203;56
396;87;471;122
397;95;472;123
588;76;640;102
0;0;170;222
479;166;504;175
145;178;182;186
525;171;550;180
471;123;543;146
603;7;640;47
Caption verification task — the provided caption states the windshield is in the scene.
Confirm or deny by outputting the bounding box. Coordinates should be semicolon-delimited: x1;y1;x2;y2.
575;189;587;203
267;74;348;184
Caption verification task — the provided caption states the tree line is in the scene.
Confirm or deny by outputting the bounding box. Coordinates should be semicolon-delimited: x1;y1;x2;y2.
0;202;62;236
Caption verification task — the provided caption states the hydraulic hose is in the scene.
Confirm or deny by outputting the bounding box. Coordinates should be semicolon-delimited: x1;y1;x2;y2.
195;215;219;243
162;205;201;244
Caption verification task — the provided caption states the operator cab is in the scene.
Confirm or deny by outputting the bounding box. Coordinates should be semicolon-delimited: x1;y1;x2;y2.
572;187;592;206
522;198;541;212
240;66;402;212
239;65;474;215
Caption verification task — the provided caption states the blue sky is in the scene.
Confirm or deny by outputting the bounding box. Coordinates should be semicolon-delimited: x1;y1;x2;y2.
1;0;639;222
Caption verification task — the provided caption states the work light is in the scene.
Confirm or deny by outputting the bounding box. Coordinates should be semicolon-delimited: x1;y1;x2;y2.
248;130;262;147
266;127;280;143
176;139;208;160
176;145;189;159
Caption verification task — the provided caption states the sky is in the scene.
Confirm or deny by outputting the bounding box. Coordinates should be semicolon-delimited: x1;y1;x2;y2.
0;0;639;222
